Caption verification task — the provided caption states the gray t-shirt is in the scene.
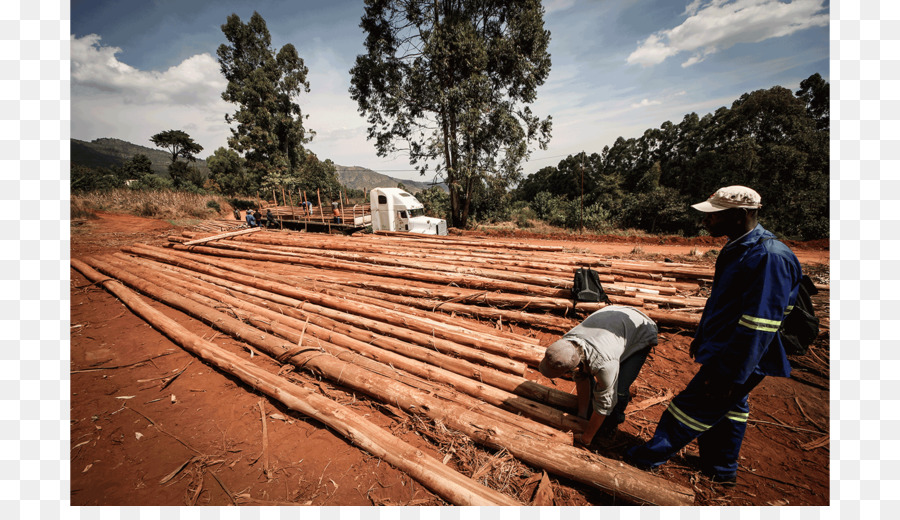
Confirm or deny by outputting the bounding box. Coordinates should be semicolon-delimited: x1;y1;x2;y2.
563;306;658;415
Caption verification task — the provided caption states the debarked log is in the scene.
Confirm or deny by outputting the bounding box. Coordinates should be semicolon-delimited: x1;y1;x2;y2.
70;258;521;506
123;245;575;410
138;244;543;363
110;252;579;438
169;242;571;298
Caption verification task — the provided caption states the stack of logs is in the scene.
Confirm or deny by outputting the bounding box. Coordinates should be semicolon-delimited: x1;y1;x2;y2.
71;230;708;506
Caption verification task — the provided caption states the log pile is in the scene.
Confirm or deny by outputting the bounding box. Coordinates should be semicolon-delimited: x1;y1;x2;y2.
71;229;709;505
189;219;247;234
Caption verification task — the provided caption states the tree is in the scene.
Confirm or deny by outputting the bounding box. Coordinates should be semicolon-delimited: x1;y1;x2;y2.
294;154;342;201
120;154;154;181
217;12;313;188
150;130;203;189
207;147;251;195
795;72;829;132
150;130;203;164
350;0;552;228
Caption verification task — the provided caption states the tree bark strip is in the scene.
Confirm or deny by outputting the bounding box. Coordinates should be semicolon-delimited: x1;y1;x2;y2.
70;258;521;506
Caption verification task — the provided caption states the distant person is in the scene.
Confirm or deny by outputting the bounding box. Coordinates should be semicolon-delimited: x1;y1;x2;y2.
625;186;803;484
539;306;658;446
302;200;313;216
245;210;258;228
233;209;241;220
332;203;342;224
266;208;276;229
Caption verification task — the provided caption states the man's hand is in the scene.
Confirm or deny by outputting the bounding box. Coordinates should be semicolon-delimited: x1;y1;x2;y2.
689;340;698;359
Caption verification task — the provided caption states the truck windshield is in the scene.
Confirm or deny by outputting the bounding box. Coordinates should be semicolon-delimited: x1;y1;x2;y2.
409;208;425;218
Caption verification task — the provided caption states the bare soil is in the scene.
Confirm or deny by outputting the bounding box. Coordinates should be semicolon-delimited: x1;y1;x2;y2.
70;211;830;506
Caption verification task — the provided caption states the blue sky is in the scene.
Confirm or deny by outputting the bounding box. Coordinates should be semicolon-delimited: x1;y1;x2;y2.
71;0;830;182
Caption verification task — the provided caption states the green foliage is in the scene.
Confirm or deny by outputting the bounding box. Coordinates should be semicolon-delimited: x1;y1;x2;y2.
796;72;829;132
290;154;342;201
150;130;203;164
128;173;174;191
226;198;257;211
207;147;252;195
417;185;451;220
350;0;552;229
120;154;154;180
529;191;612;232
513;203;536;228
71;164;125;193
206;199;221;212
515;73;829;240
167;161;207;191
344;188;366;200
149;130;204;190
218;12;312;186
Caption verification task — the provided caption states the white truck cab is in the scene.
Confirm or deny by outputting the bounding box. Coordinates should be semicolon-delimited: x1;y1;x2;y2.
370;187;448;235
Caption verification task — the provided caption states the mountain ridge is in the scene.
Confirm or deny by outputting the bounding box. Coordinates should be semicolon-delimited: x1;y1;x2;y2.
71;138;446;194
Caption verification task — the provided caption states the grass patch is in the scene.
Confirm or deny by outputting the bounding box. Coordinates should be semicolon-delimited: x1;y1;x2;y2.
72;188;231;221
71;199;98;220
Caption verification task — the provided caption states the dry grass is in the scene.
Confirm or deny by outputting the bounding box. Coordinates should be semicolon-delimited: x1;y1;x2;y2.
72;189;231;221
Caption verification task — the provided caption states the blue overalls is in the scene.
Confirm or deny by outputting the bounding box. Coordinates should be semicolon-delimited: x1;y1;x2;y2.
626;225;802;480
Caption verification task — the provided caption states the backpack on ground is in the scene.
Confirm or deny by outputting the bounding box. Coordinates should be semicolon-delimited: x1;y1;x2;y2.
780;274;820;356
571;267;610;305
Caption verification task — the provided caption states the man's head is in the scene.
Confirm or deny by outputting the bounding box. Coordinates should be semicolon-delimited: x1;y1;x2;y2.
538;339;582;378
691;186;760;239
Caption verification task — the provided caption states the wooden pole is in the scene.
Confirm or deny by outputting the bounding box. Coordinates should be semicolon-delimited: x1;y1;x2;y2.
181;227;263;247
124;244;575;409
111;252;579;437
160;243;552;363
70;258;521;506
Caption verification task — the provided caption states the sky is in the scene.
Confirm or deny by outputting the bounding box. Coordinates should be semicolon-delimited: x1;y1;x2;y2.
70;0;830;182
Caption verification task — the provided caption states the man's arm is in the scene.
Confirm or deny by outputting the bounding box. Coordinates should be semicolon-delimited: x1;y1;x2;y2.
574;369;611;446
579;410;606;446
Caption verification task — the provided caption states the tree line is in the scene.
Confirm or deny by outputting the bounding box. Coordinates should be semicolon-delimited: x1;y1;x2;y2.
511;74;828;241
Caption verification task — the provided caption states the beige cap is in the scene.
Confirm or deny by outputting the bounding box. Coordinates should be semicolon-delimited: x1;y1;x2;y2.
691;185;762;212
538;339;582;378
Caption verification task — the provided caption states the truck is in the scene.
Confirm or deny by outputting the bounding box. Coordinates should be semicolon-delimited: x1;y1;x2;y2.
369;187;448;236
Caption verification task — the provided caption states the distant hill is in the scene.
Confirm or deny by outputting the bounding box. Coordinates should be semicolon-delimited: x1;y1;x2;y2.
71;138;209;177
71;138;446;193
333;165;446;194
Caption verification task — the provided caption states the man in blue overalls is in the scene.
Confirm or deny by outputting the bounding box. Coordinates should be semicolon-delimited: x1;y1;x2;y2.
625;186;803;484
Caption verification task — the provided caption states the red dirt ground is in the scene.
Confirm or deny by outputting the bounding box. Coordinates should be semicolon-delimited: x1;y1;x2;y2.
70;211;830;506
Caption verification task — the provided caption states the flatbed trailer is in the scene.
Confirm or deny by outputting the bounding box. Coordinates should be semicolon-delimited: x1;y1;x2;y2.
257;204;372;234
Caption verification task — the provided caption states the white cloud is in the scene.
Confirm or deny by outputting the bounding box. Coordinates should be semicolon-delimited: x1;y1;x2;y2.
543;0;578;15
70;34;424;176
71;34;233;155
631;98;662;108
627;0;829;68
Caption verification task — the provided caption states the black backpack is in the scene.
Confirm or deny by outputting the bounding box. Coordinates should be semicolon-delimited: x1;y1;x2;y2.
780;274;820;356
571;267;610;304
